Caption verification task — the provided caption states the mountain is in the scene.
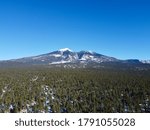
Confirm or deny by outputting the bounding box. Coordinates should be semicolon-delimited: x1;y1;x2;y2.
10;48;118;64
0;48;150;69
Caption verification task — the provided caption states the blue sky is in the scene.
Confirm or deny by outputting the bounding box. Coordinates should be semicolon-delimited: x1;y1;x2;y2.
0;0;150;60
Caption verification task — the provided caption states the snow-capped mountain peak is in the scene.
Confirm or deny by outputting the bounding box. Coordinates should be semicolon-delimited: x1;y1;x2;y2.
11;48;118;65
88;50;94;54
1;48;150;69
59;48;72;52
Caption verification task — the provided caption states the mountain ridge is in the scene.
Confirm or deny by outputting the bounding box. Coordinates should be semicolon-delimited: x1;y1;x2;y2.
0;48;150;69
10;48;118;64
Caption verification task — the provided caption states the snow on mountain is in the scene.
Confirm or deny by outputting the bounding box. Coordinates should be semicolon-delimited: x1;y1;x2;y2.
50;54;62;57
50;60;71;65
1;48;150;69
32;56;43;60
80;53;94;60
140;60;150;64
59;48;72;52
10;48;118;65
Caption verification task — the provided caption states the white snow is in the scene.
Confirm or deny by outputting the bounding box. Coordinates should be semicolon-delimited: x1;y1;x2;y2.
68;55;75;61
31;100;36;106
32;76;38;82
80;54;94;60
88;50;94;54
140;60;150;64
51;96;55;100
46;100;50;104
20;109;28;113
50;60;71;64
32;56;42;60
51;54;62;57
59;48;72;52
74;53;79;59
2;89;6;93
9;105;13;110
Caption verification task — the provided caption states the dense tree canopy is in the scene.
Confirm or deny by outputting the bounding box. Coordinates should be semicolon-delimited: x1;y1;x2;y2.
0;67;150;113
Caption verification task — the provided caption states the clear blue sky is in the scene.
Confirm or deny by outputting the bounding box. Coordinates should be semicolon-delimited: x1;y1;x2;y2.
0;0;150;60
